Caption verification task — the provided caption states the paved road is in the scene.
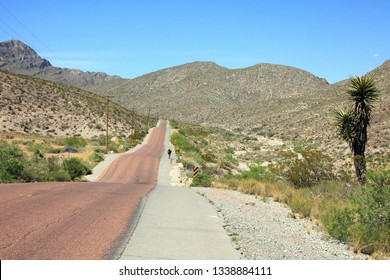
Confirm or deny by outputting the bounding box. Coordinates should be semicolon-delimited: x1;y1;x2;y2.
120;122;240;260
0;120;166;259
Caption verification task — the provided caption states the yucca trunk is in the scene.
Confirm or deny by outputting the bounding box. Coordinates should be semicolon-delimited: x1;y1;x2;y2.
352;106;369;184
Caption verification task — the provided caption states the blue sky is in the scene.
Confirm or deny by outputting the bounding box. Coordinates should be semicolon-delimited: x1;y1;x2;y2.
0;0;389;83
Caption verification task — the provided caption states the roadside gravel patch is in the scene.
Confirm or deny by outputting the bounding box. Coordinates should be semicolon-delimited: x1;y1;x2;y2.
193;187;368;260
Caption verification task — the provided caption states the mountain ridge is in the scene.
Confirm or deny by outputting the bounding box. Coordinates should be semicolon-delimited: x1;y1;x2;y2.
1;40;388;159
0;40;120;87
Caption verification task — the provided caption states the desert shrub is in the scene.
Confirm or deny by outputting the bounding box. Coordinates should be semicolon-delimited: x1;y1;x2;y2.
171;132;199;154
92;134;109;146
287;188;314;218
238;164;275;182
21;157;71;182
28;143;51;156
270;150;335;188
21;159;50;182
0;140;25;183
267;130;275;138
48;168;71;181
319;169;389;254
350;169;390;254
48;147;63;154
90;152;105;163
46;157;71;181
321;207;355;243
191;173;212;187
63;157;91;180
177;124;212;138
63;136;87;148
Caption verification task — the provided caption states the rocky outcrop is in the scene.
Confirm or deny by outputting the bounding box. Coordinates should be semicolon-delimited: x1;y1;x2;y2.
0;40;120;87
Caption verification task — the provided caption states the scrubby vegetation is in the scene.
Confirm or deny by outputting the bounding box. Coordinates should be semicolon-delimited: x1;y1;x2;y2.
0;131;144;183
170;120;389;259
0;139;90;182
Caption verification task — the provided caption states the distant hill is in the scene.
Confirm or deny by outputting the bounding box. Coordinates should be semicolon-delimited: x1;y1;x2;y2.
87;61;330;122
0;69;145;138
88;60;389;160
0;40;121;88
1;40;388;159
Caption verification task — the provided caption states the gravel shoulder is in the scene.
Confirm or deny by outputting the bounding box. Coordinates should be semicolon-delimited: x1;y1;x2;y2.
193;187;369;260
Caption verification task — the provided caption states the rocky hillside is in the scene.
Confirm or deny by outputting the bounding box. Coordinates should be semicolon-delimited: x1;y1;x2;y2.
87;61;329;122
0;70;145;138
0;40;120;88
1;40;388;159
89;60;389;161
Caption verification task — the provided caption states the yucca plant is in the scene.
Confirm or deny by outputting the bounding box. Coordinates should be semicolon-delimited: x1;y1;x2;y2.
335;75;379;184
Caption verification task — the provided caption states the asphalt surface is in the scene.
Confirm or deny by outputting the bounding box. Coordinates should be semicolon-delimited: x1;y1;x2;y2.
0;120;166;259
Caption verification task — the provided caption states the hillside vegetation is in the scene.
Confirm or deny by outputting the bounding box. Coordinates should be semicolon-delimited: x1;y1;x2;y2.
88;60;389;166
0;70;151;138
0;69;155;184
169;120;389;259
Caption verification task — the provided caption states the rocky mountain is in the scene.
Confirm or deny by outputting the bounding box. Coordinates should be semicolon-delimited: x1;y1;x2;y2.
0;69;145;138
88;60;389;161
87;61;330;122
1;40;388;159
0;40;120;88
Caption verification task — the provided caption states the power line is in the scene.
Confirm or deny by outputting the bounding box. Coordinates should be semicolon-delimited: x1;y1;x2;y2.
0;23;14;38
0;17;30;43
0;1;65;65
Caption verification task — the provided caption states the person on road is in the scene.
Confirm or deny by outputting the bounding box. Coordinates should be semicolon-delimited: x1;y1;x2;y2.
167;148;172;159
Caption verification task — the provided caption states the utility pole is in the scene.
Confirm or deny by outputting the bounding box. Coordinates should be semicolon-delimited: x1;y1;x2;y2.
106;95;114;153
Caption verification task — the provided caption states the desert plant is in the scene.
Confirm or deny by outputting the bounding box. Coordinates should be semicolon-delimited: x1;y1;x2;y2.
238;164;275;182
62;157;91;181
191;172;213;187
334;75;379;184
64;136;87;148
90;152;105;163
0;140;25;182
322;207;355;243
270;150;335;188
350;169;389;254
320;169;389;254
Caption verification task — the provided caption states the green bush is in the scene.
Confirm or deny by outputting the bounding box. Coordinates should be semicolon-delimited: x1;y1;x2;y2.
171;132;199;154
90;152;105;163
93;134;109;146
21;157;71;182
63;157;91;181
238;164;275;182
320;169;389;254
0;140;25;183
21;160;50;182
322;207;354;243
28;143;51;157
191;173;212;187
350;169;390;254
64;136;87;148
270;150;335;188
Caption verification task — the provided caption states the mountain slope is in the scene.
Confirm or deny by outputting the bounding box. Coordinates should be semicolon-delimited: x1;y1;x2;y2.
87;61;329;123
0;40;120;88
1;40;388;159
89;59;389;161
0;69;145;138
